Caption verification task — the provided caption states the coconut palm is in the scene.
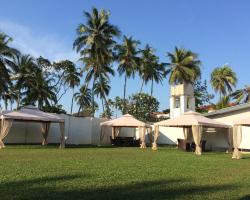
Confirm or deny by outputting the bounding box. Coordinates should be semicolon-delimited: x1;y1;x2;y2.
11;54;37;109
94;76;111;114
231;85;250;104
22;68;57;109
166;47;201;85
210;65;237;101
148;59;165;96
73;7;120;117
61;61;81;114
0;32;19;106
74;85;91;114
139;44;164;94
116;36;140;113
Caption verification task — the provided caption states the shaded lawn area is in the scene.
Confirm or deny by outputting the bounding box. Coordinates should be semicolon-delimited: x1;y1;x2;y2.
0;146;250;200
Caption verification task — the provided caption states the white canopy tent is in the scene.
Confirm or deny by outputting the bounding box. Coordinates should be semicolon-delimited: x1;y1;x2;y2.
232;117;250;159
0;105;65;149
154;111;231;154
100;114;152;148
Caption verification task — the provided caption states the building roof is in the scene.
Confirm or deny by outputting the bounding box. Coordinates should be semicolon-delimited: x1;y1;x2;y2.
204;103;250;117
154;111;230;128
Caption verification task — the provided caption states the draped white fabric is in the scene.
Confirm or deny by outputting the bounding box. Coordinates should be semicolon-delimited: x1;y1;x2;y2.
0;119;13;149
140;127;146;148
59;122;65;148
41;122;51;146
192;125;203;155
152;125;159;150
232;125;242;159
226;128;233;153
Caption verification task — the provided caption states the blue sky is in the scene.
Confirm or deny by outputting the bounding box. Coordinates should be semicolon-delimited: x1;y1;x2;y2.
1;0;250;114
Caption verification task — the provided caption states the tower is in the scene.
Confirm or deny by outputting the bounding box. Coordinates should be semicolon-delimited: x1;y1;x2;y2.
170;83;195;119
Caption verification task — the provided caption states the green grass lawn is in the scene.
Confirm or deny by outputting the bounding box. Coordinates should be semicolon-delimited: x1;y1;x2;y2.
0;146;250;200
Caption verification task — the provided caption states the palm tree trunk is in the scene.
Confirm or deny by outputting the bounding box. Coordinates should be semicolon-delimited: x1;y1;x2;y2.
123;74;127;114
151;79;154;96
4;99;7;110
70;87;74;114
103;94;111;119
91;78;95;117
16;91;20;110
140;80;144;93
10;100;13;111
101;98;104;113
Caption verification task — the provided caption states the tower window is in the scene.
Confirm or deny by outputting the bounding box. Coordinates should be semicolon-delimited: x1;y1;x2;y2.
175;97;180;108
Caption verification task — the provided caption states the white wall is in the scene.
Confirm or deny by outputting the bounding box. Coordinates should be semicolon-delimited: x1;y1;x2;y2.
4;114;109;145
207;108;250;150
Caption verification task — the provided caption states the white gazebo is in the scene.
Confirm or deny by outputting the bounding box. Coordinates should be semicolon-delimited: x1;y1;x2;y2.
153;111;231;154
0;105;65;149
100;114;152;148
232;117;250;159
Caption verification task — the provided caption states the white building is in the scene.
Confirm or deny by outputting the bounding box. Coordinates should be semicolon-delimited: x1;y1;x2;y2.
170;83;195;119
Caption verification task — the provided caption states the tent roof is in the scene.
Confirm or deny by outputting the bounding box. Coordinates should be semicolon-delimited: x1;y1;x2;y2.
100;114;151;128
0;105;64;123
154;111;231;128
233;117;250;125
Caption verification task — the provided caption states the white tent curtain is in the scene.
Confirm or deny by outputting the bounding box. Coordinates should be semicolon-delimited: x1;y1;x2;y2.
152;125;159;150
41;122;51;146
147;127;153;144
232;125;242;159
0;119;13;149
140;127;146;148
192;125;203;155
183;127;189;140
226;128;233;153
59;122;65;148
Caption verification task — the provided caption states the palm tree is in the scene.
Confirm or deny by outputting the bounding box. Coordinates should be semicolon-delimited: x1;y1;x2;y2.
166;47;201;85
73;7;120;117
61;60;81;114
231;85;250;104
116;36;140;113
210;65;237;102
21;68;57;109
74;85;91;114
0;32;19;107
11;54;36;109
148;59;165;96
94;76;111;113
139;44;156;93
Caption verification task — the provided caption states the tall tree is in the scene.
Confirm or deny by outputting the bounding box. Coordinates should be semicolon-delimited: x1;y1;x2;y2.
116;36;140;113
21;68;57;109
61;60;81;114
11;54;37;109
139;44;155;93
148;59;165;96
94;76;111;114
166;47;201;85
231;85;250;104
73;8;120;117
0;32;19;108
74;85;91;114
210;65;237;102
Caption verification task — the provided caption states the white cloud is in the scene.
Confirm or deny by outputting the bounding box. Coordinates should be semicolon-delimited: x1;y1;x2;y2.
0;19;78;62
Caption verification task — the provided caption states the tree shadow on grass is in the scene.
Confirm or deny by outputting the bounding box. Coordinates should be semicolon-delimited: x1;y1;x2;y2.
0;174;237;200
238;195;250;200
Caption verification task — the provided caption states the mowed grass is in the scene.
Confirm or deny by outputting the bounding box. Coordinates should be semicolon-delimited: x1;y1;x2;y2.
0;146;250;200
